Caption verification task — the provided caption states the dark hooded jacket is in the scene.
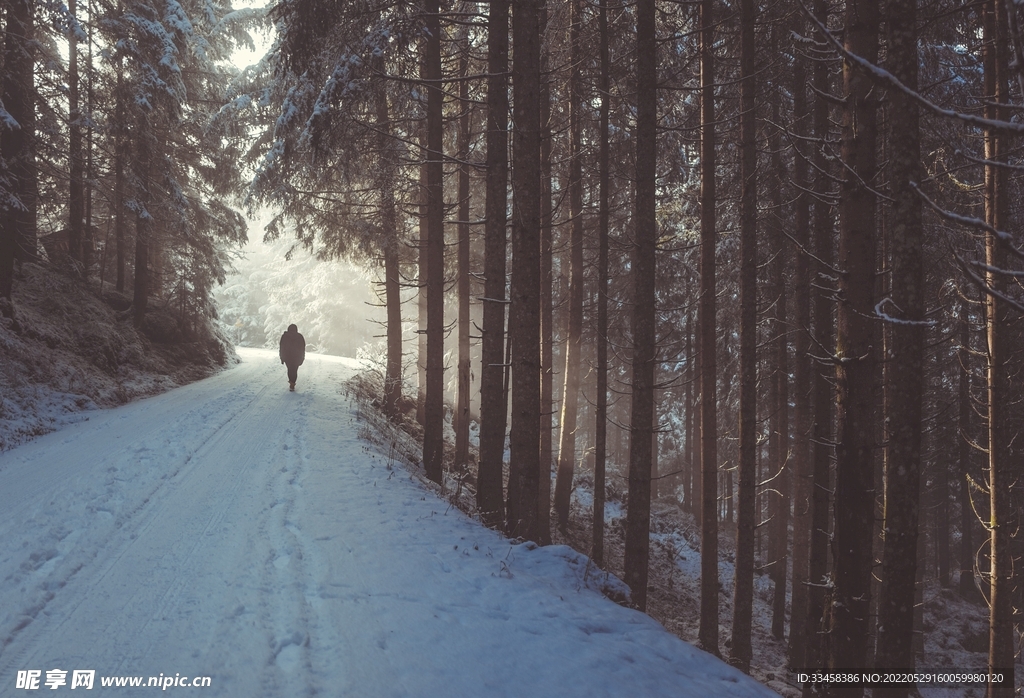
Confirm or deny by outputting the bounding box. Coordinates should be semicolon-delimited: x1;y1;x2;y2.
279;325;306;366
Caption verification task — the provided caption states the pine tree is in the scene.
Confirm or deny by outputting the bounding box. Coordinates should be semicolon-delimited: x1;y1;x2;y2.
787;13;814;668
421;0;445;484
873;0;925;693
697;0;720;654
730;0;758;667
826;0;880;684
506;0;542;541
1;0;38;302
477;0;510;529
454;40;472;469
982;1;1015;692
554;0;585;534
592;0;611;567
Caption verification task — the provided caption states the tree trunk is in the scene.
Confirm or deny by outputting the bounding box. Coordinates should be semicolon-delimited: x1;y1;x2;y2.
554;0;585;533
417;145;428;428
826;0;879;684
651;427;659;500
697;0;719;654
115;52;127;293
375;85;403;421
936;438;951;588
84;0;95;276
684;311;694;515
383;242;403;419
1;0;37;300
726;470;733;524
538;0;553;546
624;0;657;614
802;0;834;690
730;0;757;667
873;0;924;691
983;1;1014;692
958;316;977;600
771;274;791;642
592;0;610;567
422;0;445;484
506;0;542;541
132;120;152;328
769;88;790;644
788;24;813;668
69;0;86;267
455;46;472;470
477;0;510;529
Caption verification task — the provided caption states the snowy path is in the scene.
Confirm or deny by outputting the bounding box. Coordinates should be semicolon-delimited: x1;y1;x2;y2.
0;349;777;697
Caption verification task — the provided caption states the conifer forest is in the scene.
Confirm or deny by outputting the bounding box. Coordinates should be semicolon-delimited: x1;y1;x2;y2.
2;0;1024;695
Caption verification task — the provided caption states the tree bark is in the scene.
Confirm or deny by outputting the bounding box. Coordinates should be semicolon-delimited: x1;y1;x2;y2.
730;0;757;667
983;0;1015;692
873;0;924;691
69;0;86;267
788;23;813;669
422;0;445;484
84;0;94;276
455;45;472;470
802;0;835;690
115;50;127;293
769;90;790;645
1;0;37;300
592;0;610;567
477;0;510;528
624;0;657;613
698;0;719;654
826;0;879;684
417;143;428;428
537;0;553;546
958;316;977;600
554;0;585;533
132;118;152;328
684;311;696;516
935;437;951;588
375;84;402;421
383;241;403;419
506;0;542;541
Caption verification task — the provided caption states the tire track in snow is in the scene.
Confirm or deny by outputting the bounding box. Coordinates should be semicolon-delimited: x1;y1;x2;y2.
0;352;411;698
0;359;269;519
0;357;290;681
257;358;350;696
105;381;284;675
259;417;313;696
289;368;410;698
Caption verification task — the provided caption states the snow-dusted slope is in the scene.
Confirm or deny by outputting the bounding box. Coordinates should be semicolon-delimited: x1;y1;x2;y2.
0;348;778;697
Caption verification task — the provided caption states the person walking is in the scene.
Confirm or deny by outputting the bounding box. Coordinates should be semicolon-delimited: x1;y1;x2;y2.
279;324;306;391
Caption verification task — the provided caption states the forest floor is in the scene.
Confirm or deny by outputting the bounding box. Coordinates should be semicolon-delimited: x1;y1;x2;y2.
347;368;1019;698
0;349;777;697
0;261;236;451
552;490;1005;698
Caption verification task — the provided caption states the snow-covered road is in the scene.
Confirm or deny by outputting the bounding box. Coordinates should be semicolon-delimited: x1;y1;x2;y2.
0;348;777;697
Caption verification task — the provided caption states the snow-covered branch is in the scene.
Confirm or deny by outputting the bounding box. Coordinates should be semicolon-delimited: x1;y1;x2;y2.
911;182;1024;261
799;0;1024;135
954;253;1024;314
873;297;937;327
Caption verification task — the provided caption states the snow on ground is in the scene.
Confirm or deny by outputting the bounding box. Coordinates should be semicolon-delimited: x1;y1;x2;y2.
1;262;234;451
0;348;778;697
562;451;1012;698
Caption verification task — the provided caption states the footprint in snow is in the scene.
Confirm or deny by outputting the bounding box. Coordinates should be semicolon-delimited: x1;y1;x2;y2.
273;631;307;673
